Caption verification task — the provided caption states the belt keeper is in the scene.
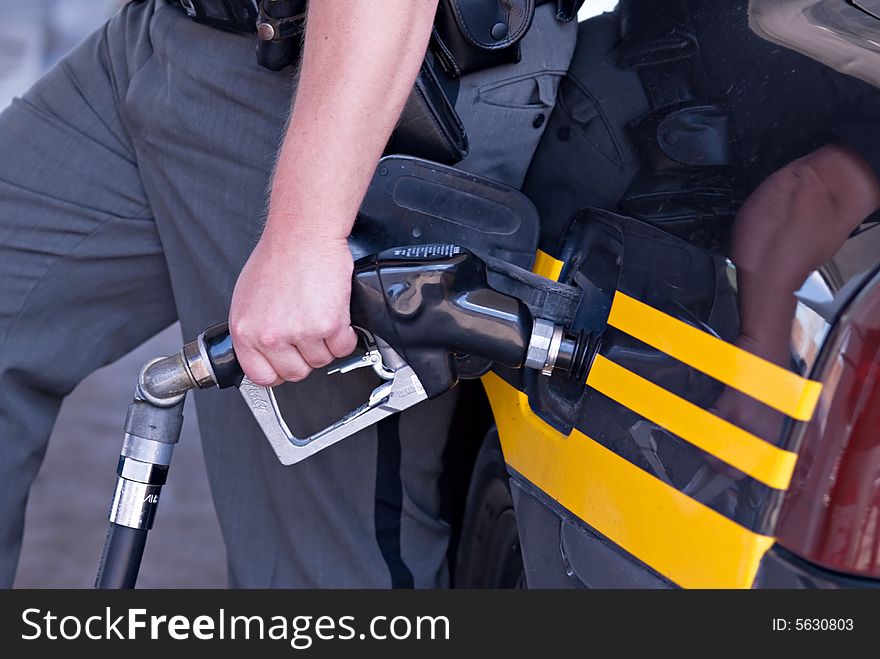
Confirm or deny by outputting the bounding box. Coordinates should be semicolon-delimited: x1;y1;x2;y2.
256;1;307;71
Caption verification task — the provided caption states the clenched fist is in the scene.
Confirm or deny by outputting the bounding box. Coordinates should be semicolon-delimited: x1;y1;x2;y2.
229;228;358;387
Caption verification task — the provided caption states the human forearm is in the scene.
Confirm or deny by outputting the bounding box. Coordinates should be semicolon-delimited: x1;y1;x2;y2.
230;0;439;385
267;0;439;241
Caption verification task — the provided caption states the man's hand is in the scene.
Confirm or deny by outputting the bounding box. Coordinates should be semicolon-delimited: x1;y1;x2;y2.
230;229;357;386
229;0;438;385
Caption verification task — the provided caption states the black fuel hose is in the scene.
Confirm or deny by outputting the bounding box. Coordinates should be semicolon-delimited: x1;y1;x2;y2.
95;523;148;589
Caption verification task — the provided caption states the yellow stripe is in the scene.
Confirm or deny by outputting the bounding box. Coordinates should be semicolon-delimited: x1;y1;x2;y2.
608;291;823;421
482;372;774;589
532;249;563;281
529;251;820;420
587;355;797;490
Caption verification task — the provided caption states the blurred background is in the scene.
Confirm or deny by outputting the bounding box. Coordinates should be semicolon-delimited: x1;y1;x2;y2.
0;1;119;108
1;0;618;588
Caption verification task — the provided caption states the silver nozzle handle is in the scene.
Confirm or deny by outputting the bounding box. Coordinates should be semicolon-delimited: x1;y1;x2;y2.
238;363;427;465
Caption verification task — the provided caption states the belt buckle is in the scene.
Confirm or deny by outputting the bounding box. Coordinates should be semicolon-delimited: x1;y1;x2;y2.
178;0;258;33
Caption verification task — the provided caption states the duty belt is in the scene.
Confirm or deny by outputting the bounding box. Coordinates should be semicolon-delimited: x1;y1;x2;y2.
173;0;582;35
174;0;261;34
173;0;585;76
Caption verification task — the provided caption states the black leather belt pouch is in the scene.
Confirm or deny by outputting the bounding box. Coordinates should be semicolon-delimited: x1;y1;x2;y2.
432;0;584;78
386;62;469;165
432;0;536;77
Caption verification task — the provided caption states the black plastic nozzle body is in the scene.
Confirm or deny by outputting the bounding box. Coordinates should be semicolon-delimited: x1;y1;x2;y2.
350;245;533;398
204;246;534;398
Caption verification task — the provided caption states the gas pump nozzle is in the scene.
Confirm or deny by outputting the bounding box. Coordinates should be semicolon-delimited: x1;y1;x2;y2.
185;245;590;465
97;245;591;587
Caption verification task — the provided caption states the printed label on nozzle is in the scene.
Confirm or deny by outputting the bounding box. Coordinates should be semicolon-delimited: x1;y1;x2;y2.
390;244;463;260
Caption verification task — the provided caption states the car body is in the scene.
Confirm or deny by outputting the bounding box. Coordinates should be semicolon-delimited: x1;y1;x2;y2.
453;0;880;589
454;210;880;589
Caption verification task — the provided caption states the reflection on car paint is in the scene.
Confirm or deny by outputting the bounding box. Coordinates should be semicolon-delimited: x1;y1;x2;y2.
485;210;839;588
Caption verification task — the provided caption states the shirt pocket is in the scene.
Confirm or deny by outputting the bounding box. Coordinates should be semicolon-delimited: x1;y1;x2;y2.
459;71;565;188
